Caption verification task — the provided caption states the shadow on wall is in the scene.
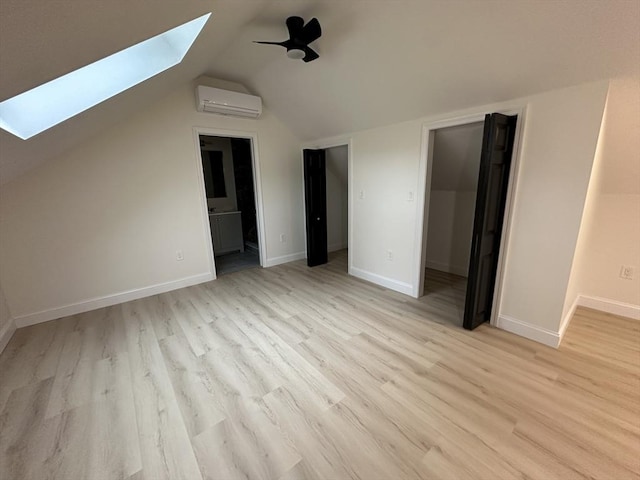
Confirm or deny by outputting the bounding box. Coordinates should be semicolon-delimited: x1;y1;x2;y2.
450;191;478;275
426;122;484;277
325;145;348;253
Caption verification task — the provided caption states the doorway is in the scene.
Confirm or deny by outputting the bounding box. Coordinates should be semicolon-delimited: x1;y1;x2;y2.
418;112;520;329
303;144;350;271
198;133;263;276
423;121;484;325
326;145;349;269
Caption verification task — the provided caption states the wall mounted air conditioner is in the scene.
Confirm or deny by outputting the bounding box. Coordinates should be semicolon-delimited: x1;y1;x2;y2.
196;86;262;118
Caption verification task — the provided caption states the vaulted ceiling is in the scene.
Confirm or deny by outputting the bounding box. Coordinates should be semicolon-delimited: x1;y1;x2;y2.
1;0;638;183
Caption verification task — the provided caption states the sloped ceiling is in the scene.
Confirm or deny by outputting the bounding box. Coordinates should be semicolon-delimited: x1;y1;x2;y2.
1;0;639;184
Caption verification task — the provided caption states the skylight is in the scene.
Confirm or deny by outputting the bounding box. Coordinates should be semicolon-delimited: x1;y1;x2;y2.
0;13;211;140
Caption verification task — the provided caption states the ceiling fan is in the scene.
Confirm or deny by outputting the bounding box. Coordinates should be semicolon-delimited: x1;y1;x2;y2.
254;16;321;62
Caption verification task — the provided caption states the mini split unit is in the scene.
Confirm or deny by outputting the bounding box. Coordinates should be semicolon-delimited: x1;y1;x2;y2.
196;86;262;118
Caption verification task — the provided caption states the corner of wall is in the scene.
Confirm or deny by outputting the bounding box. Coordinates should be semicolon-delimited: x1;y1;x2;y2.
13;272;213;328
0;319;16;354
264;252;306;268
498;79;610;343
0;283;15;354
553;78;640;345
559;84;611;332
558;295;580;345
496;315;561;348
350;267;414;296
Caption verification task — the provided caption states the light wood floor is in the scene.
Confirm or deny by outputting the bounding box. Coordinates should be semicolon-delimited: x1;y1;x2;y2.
1;250;638;479
423;268;467;326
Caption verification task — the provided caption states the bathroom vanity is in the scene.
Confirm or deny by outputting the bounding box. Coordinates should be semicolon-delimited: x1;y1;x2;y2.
209;211;244;255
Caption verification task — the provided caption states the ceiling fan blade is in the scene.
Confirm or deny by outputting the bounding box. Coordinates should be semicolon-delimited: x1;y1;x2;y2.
254;39;297;50
254;41;285;46
286;16;305;39
302;46;319;62
299;18;321;44
256;17;320;62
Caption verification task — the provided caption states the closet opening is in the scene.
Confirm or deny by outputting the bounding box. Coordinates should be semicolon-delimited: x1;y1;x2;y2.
419;113;519;329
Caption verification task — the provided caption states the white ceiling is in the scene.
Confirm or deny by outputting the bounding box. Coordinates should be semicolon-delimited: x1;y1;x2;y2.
1;0;639;183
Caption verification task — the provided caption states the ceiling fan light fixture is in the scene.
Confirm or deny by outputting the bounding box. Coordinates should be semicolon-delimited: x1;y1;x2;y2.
254;16;321;63
286;48;306;60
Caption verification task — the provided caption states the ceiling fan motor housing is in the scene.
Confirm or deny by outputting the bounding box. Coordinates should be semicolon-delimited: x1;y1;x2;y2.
254;16;322;62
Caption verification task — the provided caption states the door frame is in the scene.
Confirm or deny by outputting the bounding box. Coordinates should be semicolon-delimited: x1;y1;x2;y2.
301;137;353;273
413;106;526;327
192;127;267;279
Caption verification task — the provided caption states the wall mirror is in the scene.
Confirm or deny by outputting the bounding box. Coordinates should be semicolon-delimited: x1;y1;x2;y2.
202;150;227;198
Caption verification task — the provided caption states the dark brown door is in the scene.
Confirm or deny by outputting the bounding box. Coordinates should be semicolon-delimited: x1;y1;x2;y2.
303;149;328;267
463;113;517;330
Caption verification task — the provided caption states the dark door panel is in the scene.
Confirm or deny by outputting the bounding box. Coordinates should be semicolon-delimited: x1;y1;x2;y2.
303;149;328;267
464;113;517;330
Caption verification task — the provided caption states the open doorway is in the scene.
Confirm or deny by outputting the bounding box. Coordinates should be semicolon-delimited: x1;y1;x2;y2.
418;113;520;329
302;144;350;272
198;134;262;276
326;145;349;270
423;122;484;325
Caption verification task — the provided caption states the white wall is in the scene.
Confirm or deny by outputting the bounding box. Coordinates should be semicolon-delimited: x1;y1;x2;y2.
0;77;304;324
326;145;348;252
349;120;423;294
497;81;608;335
0;77;614;348
313;80;609;341
426;122;483;276
425;191;477;276
563;76;640;320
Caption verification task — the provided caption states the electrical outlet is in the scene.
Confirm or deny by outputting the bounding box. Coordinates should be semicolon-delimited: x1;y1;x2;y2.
407;191;414;202
386;250;393;261
176;250;184;261
620;265;635;280
280;233;286;243
359;190;365;200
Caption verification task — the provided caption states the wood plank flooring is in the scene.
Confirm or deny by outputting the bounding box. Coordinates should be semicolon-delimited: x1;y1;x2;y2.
1;250;638;479
423;268;467;326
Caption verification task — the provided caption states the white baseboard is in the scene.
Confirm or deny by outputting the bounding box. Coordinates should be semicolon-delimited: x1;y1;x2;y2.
425;260;468;277
264;251;306;268
350;267;413;296
499;294;640;350
496;315;560;348
559;296;579;343
13;272;214;328
0;320;16;354
578;295;640;320
328;242;348;253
